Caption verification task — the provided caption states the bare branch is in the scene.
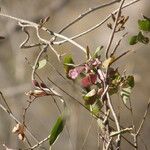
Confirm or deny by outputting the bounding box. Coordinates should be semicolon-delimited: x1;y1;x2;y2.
54;0;141;45
58;0;121;34
105;0;125;58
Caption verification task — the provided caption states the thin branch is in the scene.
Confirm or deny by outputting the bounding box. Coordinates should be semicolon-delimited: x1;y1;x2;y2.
0;13;86;54
28;136;49;150
136;98;150;136
58;0;121;34
110;32;128;57
0;103;39;144
54;0;141;45
105;0;125;58
106;92;121;150
20;27;44;49
31;44;48;81
0;91;12;113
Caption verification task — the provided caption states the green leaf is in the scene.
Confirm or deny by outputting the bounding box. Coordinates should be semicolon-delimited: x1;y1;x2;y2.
33;59;47;70
63;55;74;74
38;59;47;69
49;115;65;146
126;76;134;88
137;31;149;44
128;35;138;45
138;19;150;31
93;46;103;58
90;100;102;116
120;87;132;108
83;89;97;105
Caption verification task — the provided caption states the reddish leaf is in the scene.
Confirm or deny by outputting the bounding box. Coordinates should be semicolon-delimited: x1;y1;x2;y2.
32;80;40;88
81;74;97;88
40;82;48;89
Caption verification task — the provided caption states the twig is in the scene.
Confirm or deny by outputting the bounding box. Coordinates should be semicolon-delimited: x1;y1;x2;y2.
58;0;121;34
28;136;49;150
0;91;12;113
106;92;121;150
110;50;131;65
31;44;48;81
0;13;87;54
54;0;141;45
110;32;128;56
22;98;36;125
105;0;125;58
0;103;39;144
133;98;150;150
20;27;44;49
136;98;150;136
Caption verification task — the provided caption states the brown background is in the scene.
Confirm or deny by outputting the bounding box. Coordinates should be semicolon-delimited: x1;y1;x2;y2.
0;0;150;149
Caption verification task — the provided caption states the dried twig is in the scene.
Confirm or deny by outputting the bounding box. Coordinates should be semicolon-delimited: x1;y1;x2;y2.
58;0;121;34
110;32;128;57
54;0;141;45
105;0;125;58
0;96;39;144
133;98;150;150
106;92;121;150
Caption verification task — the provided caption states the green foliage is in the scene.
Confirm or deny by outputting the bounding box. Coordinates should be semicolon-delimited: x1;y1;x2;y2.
129;31;149;45
33;59;47;70
93;46;103;58
63;55;74;73
129;16;150;45
90;99;102;116
120;75;134;107
138;19;150;31
83;89;97;105
49;115;66;146
129;35;138;45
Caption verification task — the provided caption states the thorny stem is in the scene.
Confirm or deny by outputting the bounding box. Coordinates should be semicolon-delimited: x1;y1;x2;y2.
105;0;125;59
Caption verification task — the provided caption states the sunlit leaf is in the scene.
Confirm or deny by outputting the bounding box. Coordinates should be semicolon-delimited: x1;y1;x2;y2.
138;19;150;31
38;59;47;69
49;115;65;146
83;89;97;105
93;46;103;58
128;35;138;45
63;55;74;76
102;56;115;68
33;59;47;70
90;100;102;116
